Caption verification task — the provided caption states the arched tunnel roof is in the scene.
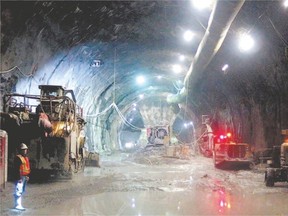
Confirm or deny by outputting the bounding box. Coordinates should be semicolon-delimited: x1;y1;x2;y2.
1;0;288;151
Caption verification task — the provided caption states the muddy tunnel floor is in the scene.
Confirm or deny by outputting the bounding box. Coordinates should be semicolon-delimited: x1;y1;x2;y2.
1;147;288;215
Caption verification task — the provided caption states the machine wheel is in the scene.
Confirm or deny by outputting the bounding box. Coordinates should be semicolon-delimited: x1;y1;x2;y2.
204;150;212;158
265;169;275;187
69;155;85;173
77;155;85;172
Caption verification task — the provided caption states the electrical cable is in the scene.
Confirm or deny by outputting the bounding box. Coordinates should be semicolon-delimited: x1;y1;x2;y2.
84;102;142;130
267;17;288;46
113;103;143;130
84;103;114;117
0;66;33;77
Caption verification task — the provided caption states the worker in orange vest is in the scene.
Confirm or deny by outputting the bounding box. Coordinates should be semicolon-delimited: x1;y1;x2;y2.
13;143;31;211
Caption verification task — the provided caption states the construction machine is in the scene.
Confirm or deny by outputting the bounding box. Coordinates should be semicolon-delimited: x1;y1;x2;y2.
212;132;253;168
265;129;288;187
146;125;170;146
1;85;86;180
199;115;253;168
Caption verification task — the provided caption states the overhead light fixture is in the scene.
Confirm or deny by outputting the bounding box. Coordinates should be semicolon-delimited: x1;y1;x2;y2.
222;64;229;72
179;55;185;61
238;33;255;52
284;0;288;7
192;0;214;10
136;76;145;85
183;30;194;42
172;64;182;73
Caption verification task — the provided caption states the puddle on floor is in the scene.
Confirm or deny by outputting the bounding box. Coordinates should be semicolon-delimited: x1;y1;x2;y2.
17;189;288;216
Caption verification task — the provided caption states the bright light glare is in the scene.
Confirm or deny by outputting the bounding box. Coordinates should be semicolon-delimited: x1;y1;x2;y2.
139;94;144;99
136;76;145;85
125;142;134;149
192;0;214;10
157;75;162;79
179;55;185;61
183;30;194;42
222;64;229;71
284;0;288;7
172;64;182;73
238;33;255;52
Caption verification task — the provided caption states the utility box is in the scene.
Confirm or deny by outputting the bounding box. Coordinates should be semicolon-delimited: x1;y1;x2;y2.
0;130;8;189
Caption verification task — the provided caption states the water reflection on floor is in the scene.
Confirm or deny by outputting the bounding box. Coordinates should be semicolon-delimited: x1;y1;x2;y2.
23;189;287;216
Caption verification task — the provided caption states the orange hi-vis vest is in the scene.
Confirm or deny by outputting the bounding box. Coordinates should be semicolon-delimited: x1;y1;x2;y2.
17;155;31;176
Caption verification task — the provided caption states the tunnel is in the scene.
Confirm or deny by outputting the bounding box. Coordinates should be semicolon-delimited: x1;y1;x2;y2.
1;1;288;215
1;0;287;154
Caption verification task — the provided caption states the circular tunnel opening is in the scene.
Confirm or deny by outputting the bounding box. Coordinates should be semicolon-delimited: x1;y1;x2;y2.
172;115;196;146
118;106;145;152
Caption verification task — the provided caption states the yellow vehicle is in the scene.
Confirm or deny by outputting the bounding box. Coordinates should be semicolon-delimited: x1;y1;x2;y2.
1;85;86;181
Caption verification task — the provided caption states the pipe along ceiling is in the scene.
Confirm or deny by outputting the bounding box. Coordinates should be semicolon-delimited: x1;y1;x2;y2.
1;1;288;152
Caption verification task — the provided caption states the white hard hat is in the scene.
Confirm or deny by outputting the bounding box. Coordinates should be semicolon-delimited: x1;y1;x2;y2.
20;143;28;150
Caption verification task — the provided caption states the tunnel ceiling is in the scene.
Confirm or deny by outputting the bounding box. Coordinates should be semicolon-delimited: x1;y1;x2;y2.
1;1;288;151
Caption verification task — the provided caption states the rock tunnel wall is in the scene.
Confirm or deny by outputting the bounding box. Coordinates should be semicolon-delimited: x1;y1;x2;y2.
189;43;288;150
1;1;288;153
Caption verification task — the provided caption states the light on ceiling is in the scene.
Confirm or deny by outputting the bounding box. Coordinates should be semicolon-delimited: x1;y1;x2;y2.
179;55;185;61
222;64;229;72
284;0;288;7
238;33;255;52
136;76;145;85
192;0;214;10
139;94;144;99
172;64;182;73
157;75;162;79
183;30;194;42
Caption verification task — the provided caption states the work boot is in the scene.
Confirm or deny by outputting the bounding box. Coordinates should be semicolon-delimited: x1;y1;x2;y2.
15;206;26;211
14;196;26;211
